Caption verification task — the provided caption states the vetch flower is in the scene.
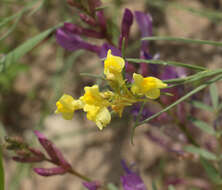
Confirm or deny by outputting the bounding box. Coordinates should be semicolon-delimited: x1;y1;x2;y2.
135;11;152;51
56;28;100;53
131;73;167;99
55;94;83;120
104;49;125;82
121;160;147;190
83;181;101;190
119;8;133;49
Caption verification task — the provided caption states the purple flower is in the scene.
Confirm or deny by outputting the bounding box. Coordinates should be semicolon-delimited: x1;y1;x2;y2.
87;0;102;14
161;66;186;80
56;28;100;53
34;167;67;177
34;131;71;169
121;160;147;190
82;181;101;190
79;13;97;26
99;43;122;58
135;11;152;52
63;23;104;38
96;10;107;33
134;11;153;76
131;104;153;121
119;8;133;49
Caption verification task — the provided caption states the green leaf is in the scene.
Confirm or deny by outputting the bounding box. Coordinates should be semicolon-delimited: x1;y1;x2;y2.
0;25;58;73
210;84;218;110
184;145;217;160
135;73;222;127
0;146;4;190
152;181;158;190
168;185;175;190
190;118;216;136
200;157;222;185
191;101;214;112
107;183;118;190
126;58;206;71
142;36;222;47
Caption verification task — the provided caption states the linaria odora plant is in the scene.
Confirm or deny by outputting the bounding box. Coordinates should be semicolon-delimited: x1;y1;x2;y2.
55;50;168;130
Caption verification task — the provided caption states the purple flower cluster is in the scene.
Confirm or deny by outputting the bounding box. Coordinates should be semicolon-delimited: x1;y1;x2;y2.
82;160;147;190
121;160;147;190
55;0;154;76
6;131;72;176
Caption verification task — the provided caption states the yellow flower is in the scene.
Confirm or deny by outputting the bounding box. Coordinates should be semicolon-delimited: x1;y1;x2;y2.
104;49;125;81
55;94;83;120
80;85;111;129
84;105;111;130
81;85;109;107
131;73;167;99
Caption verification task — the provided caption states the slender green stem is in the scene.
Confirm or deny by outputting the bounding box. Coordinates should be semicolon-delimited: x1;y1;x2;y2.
131;102;145;144
130;73;222;140
126;58;206;71
142;36;222;47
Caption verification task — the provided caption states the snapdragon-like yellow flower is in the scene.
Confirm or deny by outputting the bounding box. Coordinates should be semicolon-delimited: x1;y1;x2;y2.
104;50;125;82
55;50;170;130
55;94;84;120
81;85;110;107
131;73;167;99
81;85;111;129
84;105;111;130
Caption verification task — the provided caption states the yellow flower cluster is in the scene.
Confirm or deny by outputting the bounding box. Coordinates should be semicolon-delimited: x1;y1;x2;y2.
55;49;167;130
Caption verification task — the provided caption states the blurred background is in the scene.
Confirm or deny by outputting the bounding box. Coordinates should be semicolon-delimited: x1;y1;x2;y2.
1;0;222;189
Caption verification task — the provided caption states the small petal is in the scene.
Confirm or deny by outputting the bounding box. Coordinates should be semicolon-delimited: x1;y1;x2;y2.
104;50;125;81
34;131;71;169
99;43;121;59
145;88;160;99
56;28;100;53
55;94;83;120
34;167;67;177
81;85;109;107
135;11;152;38
119;8;133;49
95;107;111;130
121;161;147;190
63;23;104;38
83;181;101;190
131;73;167;99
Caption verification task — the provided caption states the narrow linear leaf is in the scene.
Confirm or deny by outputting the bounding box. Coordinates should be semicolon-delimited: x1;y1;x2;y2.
210;84;218;110
126;58;206;71
131;74;222;140
142;36;222;47
191;101;213;112
0;12;23;41
0;24;61;73
137;74;222;126
191;118;216;136
200;157;222;185
184;145;217;160
152;181;158;190
0;146;4;190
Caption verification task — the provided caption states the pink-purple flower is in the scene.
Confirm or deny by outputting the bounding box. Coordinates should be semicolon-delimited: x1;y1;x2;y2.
121;160;147;190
